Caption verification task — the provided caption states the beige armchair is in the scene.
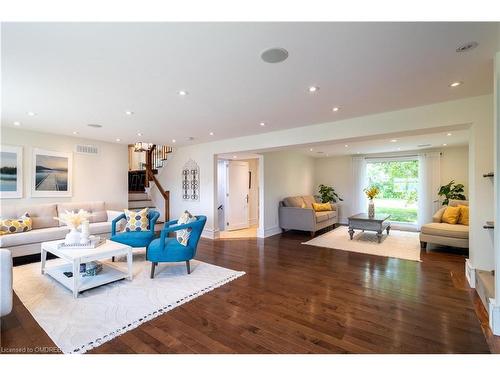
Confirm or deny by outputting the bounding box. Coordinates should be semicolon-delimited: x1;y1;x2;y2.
419;200;469;250
279;195;338;237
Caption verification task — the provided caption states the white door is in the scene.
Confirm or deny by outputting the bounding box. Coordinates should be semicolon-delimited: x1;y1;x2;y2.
226;161;249;231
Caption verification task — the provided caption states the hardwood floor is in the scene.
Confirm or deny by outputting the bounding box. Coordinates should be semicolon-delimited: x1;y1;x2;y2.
1;230;497;354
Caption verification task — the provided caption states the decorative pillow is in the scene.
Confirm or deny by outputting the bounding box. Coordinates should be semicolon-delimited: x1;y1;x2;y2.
458;205;469;226
312;202;332;212
176;210;196;246
123;208;149;232
0;212;32;235
441;206;461;224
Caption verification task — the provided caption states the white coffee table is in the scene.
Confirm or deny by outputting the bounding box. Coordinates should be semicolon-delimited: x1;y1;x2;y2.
41;239;133;298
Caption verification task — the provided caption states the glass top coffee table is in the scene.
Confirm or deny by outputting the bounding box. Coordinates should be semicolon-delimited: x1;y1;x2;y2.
347;213;391;243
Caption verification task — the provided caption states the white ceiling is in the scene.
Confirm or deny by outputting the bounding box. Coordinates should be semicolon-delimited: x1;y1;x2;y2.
1;22;498;146
296;129;469;157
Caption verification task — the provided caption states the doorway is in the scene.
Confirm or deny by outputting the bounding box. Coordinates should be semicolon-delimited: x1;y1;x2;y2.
217;157;260;238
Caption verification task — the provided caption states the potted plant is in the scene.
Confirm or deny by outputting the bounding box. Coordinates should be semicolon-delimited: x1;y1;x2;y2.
364;186;380;218
316;184;343;204
438;180;466;205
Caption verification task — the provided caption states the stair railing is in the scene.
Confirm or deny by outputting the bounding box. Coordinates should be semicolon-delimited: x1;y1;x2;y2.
145;144;171;221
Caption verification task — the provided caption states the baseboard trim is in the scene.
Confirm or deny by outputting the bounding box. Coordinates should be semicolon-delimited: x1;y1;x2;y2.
465;259;475;288
489;299;500;336
202;228;220;240
263;226;282;238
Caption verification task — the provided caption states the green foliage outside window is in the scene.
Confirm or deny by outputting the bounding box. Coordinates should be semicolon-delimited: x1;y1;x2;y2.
366;160;419;204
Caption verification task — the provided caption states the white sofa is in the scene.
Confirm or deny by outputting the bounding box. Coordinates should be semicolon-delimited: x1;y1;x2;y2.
0;201;124;258
0;249;13;317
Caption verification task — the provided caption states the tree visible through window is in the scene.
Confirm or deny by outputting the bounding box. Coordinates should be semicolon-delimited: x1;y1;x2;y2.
366;159;418;223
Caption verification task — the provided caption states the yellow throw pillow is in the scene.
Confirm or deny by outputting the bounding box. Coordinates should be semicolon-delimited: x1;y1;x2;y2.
441;206;461;224
312;202;332;212
0;212;32;235
123;208;150;232
458;205;469;226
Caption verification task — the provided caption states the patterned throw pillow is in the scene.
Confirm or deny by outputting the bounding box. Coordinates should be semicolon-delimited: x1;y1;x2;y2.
176;210;196;246
0;212;32;235
123;208;150;232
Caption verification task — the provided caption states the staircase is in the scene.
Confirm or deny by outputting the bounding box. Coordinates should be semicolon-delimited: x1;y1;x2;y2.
128;144;172;221
128;192;156;210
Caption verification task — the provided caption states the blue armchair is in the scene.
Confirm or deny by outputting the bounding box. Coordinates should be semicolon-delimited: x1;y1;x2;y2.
147;215;206;278
110;210;160;252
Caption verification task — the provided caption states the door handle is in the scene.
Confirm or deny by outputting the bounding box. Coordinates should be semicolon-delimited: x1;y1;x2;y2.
246;194;249;203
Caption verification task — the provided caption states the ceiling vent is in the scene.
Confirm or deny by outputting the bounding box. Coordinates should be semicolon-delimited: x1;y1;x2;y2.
87;123;103;128
417;144;432;148
75;144;99;155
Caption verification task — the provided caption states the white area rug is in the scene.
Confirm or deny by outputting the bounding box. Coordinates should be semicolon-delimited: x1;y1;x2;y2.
302;226;421;262
13;253;245;354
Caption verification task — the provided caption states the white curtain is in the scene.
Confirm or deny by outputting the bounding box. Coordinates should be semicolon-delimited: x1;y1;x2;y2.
352;156;367;216
418;152;441;229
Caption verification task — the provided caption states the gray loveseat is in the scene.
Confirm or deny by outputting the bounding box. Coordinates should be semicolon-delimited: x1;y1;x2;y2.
279;195;338;237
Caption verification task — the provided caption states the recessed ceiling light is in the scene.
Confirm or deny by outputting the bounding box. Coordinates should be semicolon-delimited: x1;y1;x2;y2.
309;148;313;151
260;122;266;127
344;144;349;148
332;107;340;112
449;81;462;88
456;41;479;53
172;139;176;143
87;124;103;128
442;143;448;146
390;139;397;143
125;111;134;116
72;131;79;135
27;111;36;116
232;155;237;159
261;48;289;63
137;132;142;136
13;121;21;126
209;132;214;136
308;86;319;93
447;133;452;136
116;138;121;142
178;90;188;96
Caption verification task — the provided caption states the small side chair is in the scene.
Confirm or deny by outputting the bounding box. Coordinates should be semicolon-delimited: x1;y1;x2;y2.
147;215;207;278
110;210;160;259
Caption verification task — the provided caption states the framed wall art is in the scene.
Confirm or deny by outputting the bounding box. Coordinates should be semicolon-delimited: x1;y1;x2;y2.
31;148;73;197
0;145;23;199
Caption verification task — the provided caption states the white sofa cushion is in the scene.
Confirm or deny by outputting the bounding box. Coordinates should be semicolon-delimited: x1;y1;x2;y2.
0;249;12;317
1;203;58;229
0;226;70;247
56;201;107;224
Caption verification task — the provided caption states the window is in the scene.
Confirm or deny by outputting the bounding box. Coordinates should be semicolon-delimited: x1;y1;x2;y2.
366;158;419;224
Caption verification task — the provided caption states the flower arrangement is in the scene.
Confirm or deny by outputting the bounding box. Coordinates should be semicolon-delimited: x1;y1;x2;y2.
54;209;92;229
364;186;380;200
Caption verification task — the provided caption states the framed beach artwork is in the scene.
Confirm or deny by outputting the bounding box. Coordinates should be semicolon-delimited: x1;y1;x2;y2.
31;148;73;197
0;145;23;198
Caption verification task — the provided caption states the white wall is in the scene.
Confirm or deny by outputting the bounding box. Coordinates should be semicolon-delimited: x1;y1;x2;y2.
314;155;353;223
314;146;469;224
261;150;315;236
153;94;493;270
1;127;128;210
440;146;469;196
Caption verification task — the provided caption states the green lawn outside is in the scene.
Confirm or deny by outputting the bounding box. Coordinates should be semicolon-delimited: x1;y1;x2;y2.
375;206;417;223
